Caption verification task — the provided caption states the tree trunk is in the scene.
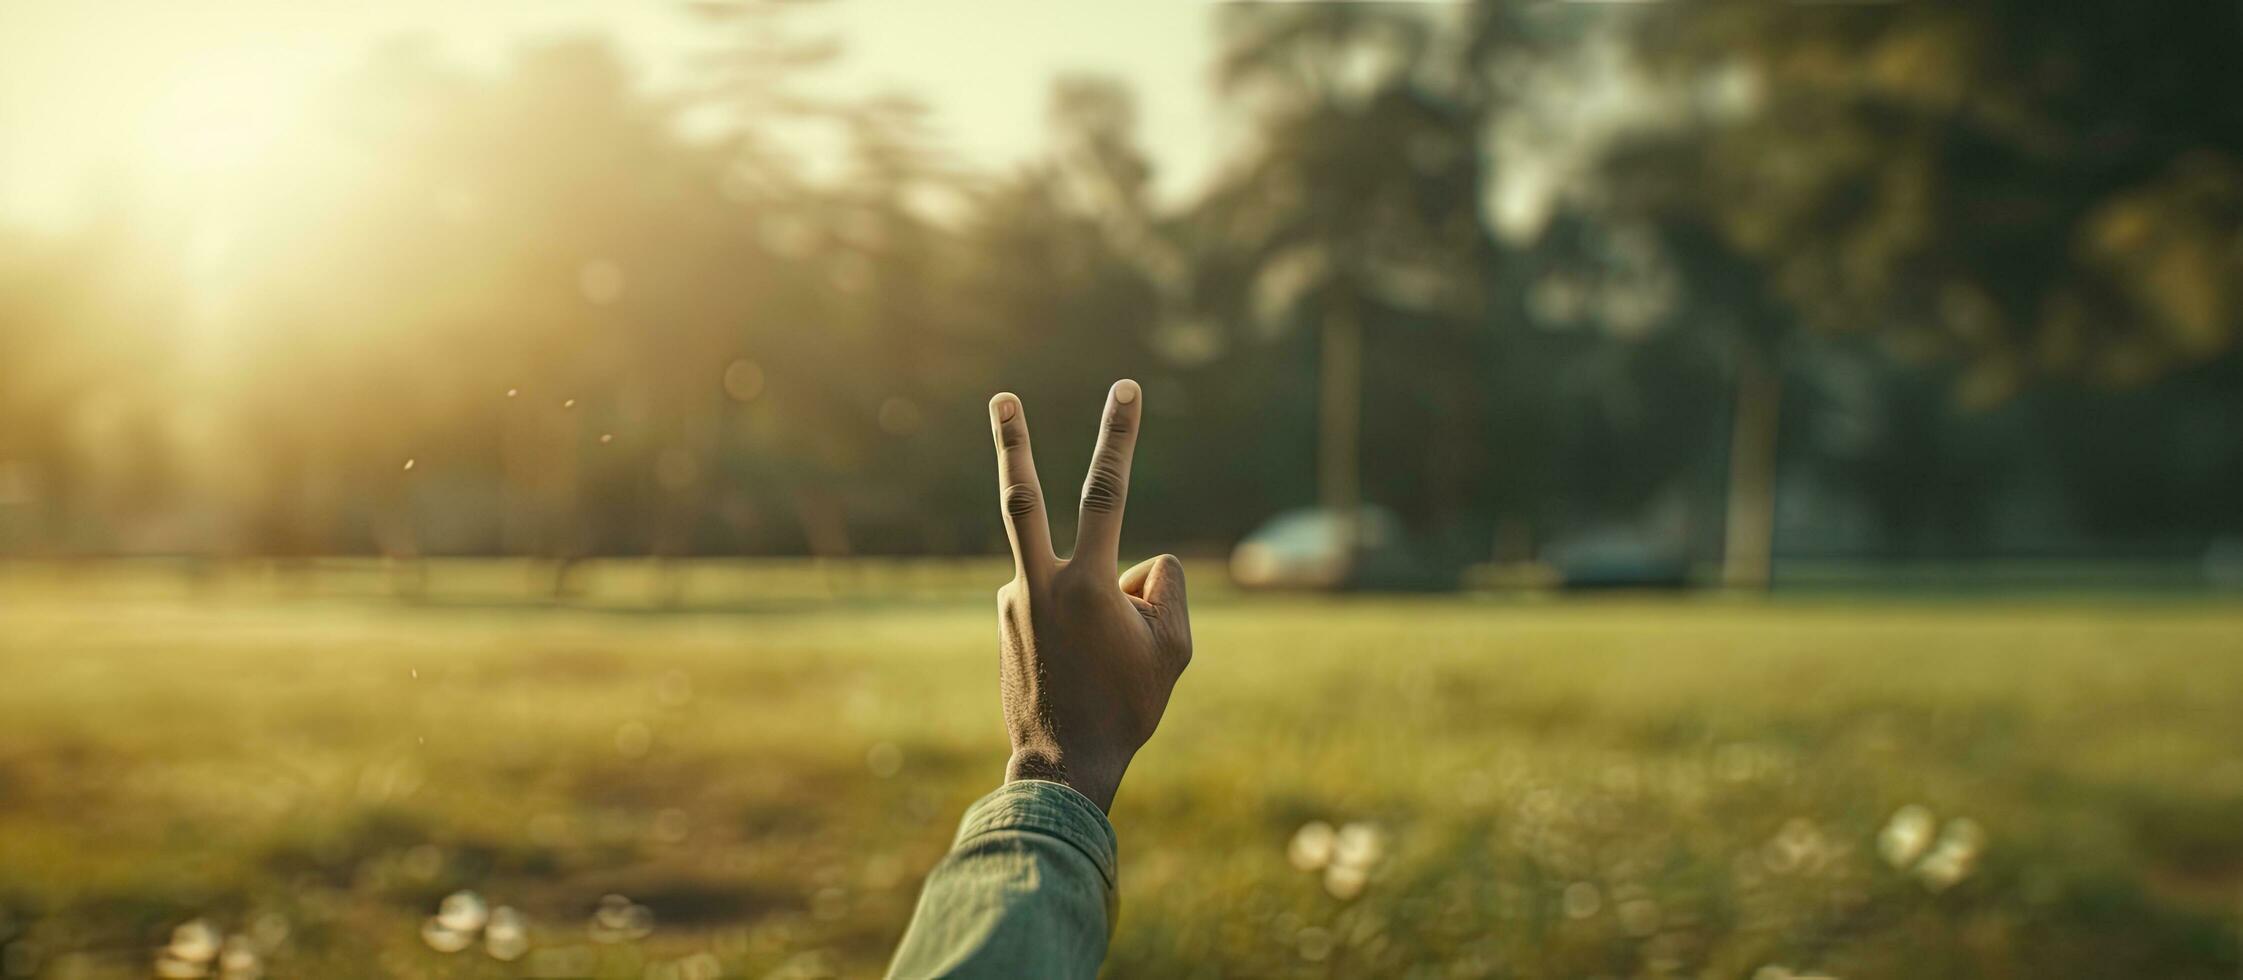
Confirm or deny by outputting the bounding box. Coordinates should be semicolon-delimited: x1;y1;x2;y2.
1722;354;1782;590
1319;309;1362;558
544;406;584;599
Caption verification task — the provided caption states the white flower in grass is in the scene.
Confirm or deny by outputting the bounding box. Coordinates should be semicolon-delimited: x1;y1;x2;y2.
588;893;655;943
159;918;276;978
166;920;222;964
436;890;488;933
1332;822;1384;870
1915;818;1986;892
1876;803;1988;891
1287;821;1336;872
485;906;530;962
422;890;533;960
1878;804;1937;869
218;934;262;979
1324;862;1370;900
420;916;475;954
1290;819;1387;899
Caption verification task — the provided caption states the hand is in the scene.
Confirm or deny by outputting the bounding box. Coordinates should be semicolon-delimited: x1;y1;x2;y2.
987;379;1192;812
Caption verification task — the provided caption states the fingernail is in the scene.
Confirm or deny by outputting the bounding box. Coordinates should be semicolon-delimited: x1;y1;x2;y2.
991;394;1018;422
1113;379;1139;405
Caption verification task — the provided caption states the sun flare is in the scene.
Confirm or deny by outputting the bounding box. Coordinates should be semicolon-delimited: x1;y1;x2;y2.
136;49;309;188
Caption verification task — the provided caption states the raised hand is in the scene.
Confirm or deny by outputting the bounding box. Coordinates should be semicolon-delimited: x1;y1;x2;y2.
988;379;1192;811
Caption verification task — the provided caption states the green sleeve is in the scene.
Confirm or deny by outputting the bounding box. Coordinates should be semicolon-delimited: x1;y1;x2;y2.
886;779;1119;979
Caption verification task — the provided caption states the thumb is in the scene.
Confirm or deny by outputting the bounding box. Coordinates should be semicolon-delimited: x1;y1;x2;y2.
1139;554;1186;610
1121;553;1185;607
1130;554;1190;664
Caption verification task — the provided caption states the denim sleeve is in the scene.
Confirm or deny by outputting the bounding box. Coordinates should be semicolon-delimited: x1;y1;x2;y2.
886;779;1119;979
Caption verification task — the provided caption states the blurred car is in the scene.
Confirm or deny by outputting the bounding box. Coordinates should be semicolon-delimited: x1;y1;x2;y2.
1542;527;1692;589
1229;506;1456;591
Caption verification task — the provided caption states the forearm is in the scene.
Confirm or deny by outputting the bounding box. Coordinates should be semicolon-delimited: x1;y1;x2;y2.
886;780;1118;980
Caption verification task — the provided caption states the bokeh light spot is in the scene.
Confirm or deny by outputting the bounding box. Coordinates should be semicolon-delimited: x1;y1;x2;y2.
578;260;626;305
722;359;766;402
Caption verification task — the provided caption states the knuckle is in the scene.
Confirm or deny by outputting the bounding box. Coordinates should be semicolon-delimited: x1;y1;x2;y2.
1001;483;1041;517
1102;411;1133;437
1079;470;1126;514
1000;428;1029;450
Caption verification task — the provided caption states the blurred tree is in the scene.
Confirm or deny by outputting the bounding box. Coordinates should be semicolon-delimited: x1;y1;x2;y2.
696;2;987;558
0;216;183;555
1580;0;2243;583
4;0;2239;576
1202;3;1512;560
215;37;757;579
950;79;1191;548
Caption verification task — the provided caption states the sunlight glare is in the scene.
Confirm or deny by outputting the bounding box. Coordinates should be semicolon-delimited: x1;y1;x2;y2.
138;50;307;187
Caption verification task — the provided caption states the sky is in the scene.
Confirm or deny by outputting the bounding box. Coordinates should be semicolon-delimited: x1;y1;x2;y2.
0;0;1229;232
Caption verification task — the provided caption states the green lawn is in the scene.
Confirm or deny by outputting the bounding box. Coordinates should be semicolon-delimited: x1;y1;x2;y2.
2;561;2241;978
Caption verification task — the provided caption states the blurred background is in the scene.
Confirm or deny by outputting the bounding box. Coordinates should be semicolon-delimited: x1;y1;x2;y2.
2;1;2241;978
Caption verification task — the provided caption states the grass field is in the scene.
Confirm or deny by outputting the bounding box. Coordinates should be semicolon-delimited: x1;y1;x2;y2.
2;561;2241;978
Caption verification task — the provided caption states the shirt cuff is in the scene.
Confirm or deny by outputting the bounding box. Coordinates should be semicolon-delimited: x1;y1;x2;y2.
954;780;1119;890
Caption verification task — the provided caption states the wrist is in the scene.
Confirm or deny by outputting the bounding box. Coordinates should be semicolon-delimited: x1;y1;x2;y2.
1006;747;1123;812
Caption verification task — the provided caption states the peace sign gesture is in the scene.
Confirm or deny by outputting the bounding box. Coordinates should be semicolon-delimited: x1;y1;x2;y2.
988;379;1192;811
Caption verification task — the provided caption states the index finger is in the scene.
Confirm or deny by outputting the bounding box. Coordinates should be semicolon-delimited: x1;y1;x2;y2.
990;392;1055;579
